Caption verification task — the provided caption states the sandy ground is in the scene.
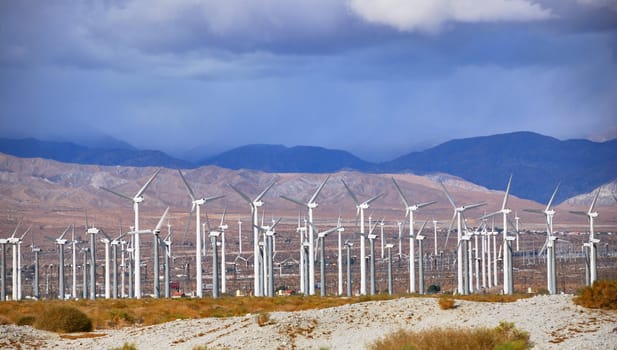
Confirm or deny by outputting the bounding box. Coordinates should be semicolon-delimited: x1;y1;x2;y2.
1;294;616;350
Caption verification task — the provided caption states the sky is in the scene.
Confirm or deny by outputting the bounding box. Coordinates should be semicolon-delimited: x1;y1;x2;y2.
0;0;616;162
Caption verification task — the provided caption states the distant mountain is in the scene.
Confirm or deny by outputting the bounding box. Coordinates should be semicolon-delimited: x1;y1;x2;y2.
1;132;615;204
200;144;372;173
0;137;192;169
380;131;617;204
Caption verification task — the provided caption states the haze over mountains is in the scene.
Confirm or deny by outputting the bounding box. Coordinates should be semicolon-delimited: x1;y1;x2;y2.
0;131;615;204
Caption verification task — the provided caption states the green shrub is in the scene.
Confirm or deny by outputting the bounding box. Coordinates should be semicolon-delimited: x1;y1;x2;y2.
573;280;617;310
33;305;93;333
427;284;441;294
16;315;36;326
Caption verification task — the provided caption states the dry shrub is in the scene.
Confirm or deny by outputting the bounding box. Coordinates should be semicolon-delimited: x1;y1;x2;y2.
369;322;531;350
256;312;274;326
16;315;36;326
573;280;617;310
33;305;93;333
438;298;456;310
110;342;137;350
0;315;11;325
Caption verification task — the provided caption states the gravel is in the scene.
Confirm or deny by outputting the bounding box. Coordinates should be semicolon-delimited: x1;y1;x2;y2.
2;294;616;349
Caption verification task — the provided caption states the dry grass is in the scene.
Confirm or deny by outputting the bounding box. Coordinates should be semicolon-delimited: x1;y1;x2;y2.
573;280;617;310
369;321;532;350
0;294;395;331
438;297;456;310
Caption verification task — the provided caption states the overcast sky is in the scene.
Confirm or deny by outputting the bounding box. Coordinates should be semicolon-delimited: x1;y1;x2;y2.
0;0;615;161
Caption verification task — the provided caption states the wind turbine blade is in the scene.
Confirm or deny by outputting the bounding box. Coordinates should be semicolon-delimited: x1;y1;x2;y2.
546;182;560;211
182;209;193;245
569;211;587;216
100;186;133;201
280;195;307;208
271;218;283;230
507;217;518;233
155;207;170;233
136;168;161;198
369;219;379;235
309;174;330;204
391;177;410;208
255;181;276;202
481;211;501;220
204;194;225;202
463;202;486;211
220;207;227;227
177;169;196;201
416;200;437;209
100;229;112;241
589;188;601;214
59;224;71;240
252;224;265;233
523;209;544;215
417;219;429;235
539;238;548;256
501;174;513;210
341;179;359;205
204;210;213;232
444;212;456;249
19;225;32;240
438;181;457;209
322;226;341;237
229;184;253;205
365;193;384;206
10;220;22;238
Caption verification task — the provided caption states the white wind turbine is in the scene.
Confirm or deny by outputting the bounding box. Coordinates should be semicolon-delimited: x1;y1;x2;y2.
0;234;7;301
100;168;161;298
439;180;486;295
230;181;275;297
295;214;308;294
6;220;23;300
178;169;224;298
162;222;173;298
525;183;560;294
392;177;436;294
341;179;383;296
14;224;31;300
570;189;601;286
29;235;41;300
47;225;71;300
253;218;282;297
336;218;345;296
218;209;229;294
280;175;330;296
415;219;429;294
100;230;113;299
482;175;515;295
308;221;342;297
110;227;126;299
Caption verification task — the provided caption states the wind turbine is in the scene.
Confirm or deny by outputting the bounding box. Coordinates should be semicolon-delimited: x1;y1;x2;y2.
362;220;379;295
178;169;224;298
341;179;383;296
296;215;308;294
525;183;560;294
29;235;41;300
0;234;8;300
100;230;113;299
110;227;126;299
151;207;169;298
162;222;173;298
14;224;31;300
100;168;161;299
48;225;71;299
482;175;515;295
439;180;486;295
309;221;341;296
218;209;229;294
230;181;275;297
336;218;345;296
254;218;282;297
570;189;601;286
391;177;436;294
385;243;395;295
86;222;100;300
280;175;330;296
415;219;429;294
344;240;353;296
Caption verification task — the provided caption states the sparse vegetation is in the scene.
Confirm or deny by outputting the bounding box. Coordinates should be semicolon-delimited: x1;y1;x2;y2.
110;342;137;350
256;312;274;326
33;305;93;333
573;280;617;310
438;297;456;310
16;315;36;326
369;321;532;350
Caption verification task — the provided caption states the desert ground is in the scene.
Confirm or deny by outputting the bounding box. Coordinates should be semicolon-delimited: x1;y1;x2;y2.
1;294;616;349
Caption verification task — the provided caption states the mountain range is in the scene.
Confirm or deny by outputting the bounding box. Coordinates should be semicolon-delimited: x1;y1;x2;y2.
0;132;615;204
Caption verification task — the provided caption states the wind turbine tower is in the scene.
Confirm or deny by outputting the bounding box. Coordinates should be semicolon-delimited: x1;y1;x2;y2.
101;168;161;298
342;179;383;296
571;189;601;285
280;175;330;296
